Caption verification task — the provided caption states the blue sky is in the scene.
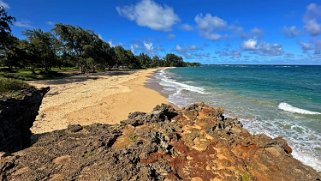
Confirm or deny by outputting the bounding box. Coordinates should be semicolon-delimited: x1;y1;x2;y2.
1;0;321;64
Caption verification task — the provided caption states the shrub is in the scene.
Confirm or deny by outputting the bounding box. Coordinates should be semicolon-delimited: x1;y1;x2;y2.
0;77;31;94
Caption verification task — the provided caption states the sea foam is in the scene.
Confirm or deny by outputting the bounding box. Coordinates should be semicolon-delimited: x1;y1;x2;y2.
278;102;321;115
159;69;206;94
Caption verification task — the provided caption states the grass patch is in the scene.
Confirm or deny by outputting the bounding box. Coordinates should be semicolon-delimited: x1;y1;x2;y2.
128;134;138;142
241;172;252;181
0;68;69;81
0;77;32;98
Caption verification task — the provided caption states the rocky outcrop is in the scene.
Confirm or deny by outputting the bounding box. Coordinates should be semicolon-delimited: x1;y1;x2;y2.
0;87;49;153
1;103;320;180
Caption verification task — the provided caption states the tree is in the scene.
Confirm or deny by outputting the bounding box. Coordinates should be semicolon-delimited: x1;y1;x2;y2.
151;56;161;67
24;29;57;72
164;53;185;67
54;23;115;72
0;6;16;68
0;6;15;48
136;53;152;68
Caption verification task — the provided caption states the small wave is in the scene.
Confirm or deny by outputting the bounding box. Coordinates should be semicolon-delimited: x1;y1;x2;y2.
278;102;321;115
275;66;291;68
159;69;206;94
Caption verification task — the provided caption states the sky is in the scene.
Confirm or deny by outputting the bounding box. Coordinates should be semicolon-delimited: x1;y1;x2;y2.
1;0;321;64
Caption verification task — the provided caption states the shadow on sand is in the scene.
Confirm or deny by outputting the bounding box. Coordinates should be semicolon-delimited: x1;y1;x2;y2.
30;70;136;85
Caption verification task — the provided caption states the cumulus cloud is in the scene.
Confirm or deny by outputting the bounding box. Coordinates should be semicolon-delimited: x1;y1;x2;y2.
195;14;226;30
0;0;9;9
195;13;227;41
242;39;283;56
299;42;312;51
143;41;153;51
180;24;193;31
216;49;241;58
303;3;321;36
300;40;321;55
229;25;263;39
116;0;179;31
283;26;300;38
14;20;33;28
242;39;257;50
131;43;139;53
257;43;283;56
175;44;209;59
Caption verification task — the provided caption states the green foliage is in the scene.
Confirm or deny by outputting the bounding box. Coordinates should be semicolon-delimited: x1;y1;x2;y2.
0;6;15;49
23;29;58;72
0;9;200;75
241;172;252;181
128;134;138;142
0;77;31;94
0;68;66;81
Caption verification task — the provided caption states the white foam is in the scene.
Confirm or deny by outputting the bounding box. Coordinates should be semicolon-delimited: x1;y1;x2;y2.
241;117;321;171
159;69;206;94
278;102;321;115
275;65;291;68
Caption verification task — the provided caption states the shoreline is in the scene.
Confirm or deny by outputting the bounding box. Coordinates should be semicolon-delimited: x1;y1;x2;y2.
30;68;168;134
151;66;321;172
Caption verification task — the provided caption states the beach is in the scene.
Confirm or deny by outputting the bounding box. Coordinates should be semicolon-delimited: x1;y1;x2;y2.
30;68;167;134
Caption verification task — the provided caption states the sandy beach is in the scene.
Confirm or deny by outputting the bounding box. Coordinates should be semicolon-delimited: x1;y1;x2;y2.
30;68;167;134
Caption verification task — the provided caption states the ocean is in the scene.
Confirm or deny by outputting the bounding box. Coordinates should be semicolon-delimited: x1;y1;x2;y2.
148;65;321;171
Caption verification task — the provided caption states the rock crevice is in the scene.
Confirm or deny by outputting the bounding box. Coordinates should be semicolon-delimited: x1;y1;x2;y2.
0;87;49;153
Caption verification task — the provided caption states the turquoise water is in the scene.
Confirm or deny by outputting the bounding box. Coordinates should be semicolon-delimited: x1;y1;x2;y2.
153;65;321;171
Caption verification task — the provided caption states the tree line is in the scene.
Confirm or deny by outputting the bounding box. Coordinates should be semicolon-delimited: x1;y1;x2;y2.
0;6;200;73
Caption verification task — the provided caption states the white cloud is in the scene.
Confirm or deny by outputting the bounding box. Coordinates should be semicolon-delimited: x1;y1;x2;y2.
98;34;103;40
175;44;199;53
180;24;193;31
195;14;226;30
202;31;223;41
242;39;283;56
303;3;321;36
299;42;312;51
257;43;283;56
175;44;182;51
175;44;209;59
143;41;153;51
216;49;241;58
283;26;300;37
14;20;32;28
108;40;114;47
230;25;263;39
300;41;321;55
242;39;257;50
194;13;227;41
131;43;139;53
0;0;9;9
304;19;321;36
116;0;179;31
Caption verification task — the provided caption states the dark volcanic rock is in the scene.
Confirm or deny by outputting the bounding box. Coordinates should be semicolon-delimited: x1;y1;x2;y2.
0;87;49;153
0;102;320;180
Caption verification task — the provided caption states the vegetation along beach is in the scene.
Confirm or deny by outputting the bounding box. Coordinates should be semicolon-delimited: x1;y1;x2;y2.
1;0;321;180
